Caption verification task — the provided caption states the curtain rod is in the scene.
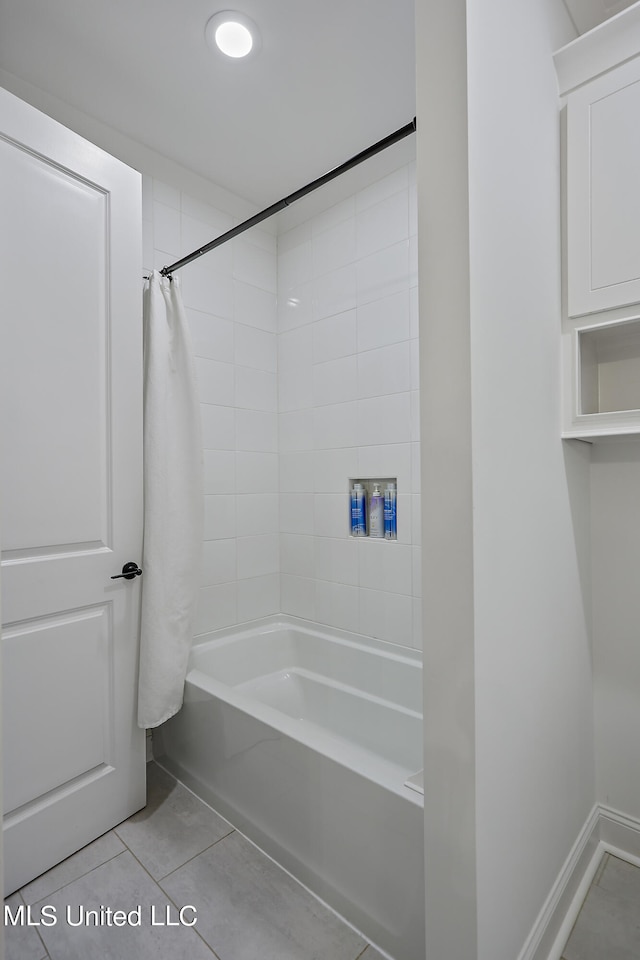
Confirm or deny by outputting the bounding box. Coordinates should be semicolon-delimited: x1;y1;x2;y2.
160;117;416;277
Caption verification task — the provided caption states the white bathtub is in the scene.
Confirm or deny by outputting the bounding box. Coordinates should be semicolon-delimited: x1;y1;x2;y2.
154;617;425;960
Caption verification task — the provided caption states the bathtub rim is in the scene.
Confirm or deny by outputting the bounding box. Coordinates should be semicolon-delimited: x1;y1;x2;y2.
185;614;424;806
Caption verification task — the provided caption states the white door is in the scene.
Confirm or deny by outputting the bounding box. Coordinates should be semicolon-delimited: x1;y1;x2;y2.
0;87;146;895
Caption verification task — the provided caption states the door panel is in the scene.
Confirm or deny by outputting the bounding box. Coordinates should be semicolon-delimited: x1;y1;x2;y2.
0;87;146;895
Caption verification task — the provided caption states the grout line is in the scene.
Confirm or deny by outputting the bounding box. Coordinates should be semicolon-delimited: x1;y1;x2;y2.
19;841;127;906
156;828;236;883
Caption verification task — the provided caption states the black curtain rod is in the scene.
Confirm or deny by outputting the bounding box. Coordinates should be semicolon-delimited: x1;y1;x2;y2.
160;117;416;277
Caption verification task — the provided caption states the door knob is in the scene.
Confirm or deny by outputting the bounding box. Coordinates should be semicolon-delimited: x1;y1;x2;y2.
111;562;142;581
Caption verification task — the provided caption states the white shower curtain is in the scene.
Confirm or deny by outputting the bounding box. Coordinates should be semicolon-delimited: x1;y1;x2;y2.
137;270;203;728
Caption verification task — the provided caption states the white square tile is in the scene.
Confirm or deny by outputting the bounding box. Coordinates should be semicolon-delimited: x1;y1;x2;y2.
153;201;180;257
358;539;412;594
201;404;235;450
313;218;356;277
187;309;234;363
195;582;237;636
279;451;315;493
195;357;234;407
237;574;280;622
278;369;313;412
412;544;422;597
315;537;359;586
181;213;232;273
181;194;233;231
235;452;279;493
313;401;358;449
312;310;357;364
315;581;359;633
280;534;315;578
235;493;279;537
410;493;421;545
411;598;423;650
311;196;356;236
357;342;411;399
234;281;277;332
356;167;409;212
234;237;277;293
356;290;411;353
356;394;412;446
278;240;313;291
409;235;418;288
314;494;350;540
396;493;413;545
411;389;420;441
204;495;236;540
278;221;312;254
279;493;314;535
234;324;277;372
277;280;314;331
312;356;358;407
281;574;315;620
357;241;410;307
153;180;180;209
236;534;279;579
410;339;420;391
278;325;313;372
359;589;413;646
236;409;278;452
279;410;314;451
357;443;411;492
313;447;358;493
313;264;357;321
203;449;235;495
201;539;237;586
411;441;421;493
181;258;234;318
410;285;419;339
235;367;277;412
356;191;408;261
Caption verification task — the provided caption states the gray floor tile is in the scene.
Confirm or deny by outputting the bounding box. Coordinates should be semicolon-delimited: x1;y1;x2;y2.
598;855;640;905
114;762;233;879
160;830;366;960
32;850;215;960
4;893;49;960
20;832;125;905
563;884;640;960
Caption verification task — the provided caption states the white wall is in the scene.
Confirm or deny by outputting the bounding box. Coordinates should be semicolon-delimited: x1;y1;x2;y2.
142;178;281;635
467;1;594;958
591;440;640;819
416;0;596;957
276;162;421;649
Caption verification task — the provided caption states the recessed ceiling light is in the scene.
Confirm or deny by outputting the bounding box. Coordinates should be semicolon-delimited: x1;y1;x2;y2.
205;11;260;59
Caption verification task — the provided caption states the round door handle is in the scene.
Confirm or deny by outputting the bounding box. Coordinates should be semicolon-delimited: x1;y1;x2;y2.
111;562;142;581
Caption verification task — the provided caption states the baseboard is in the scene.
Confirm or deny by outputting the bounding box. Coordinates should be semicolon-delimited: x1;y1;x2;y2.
517;803;640;960
516;805;601;960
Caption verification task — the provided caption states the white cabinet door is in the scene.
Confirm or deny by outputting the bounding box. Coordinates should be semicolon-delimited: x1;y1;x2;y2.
0;88;146;894
567;56;640;317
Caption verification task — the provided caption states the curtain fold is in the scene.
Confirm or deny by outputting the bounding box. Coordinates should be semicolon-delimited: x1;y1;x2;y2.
137;270;203;728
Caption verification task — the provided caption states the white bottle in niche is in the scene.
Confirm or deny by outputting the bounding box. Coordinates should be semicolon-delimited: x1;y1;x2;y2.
369;482;384;538
384;482;397;540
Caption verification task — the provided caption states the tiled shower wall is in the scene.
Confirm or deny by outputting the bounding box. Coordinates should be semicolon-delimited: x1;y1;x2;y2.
142;161;421;650
142;177;280;636
277;163;421;648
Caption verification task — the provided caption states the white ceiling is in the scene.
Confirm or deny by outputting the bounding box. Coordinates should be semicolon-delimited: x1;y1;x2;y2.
0;0;635;210
0;0;416;207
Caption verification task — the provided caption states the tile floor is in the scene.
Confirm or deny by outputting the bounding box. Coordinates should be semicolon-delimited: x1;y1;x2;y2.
4;762;385;960
562;852;640;960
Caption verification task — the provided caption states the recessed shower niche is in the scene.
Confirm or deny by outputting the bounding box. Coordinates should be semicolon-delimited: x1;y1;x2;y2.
349;477;397;539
